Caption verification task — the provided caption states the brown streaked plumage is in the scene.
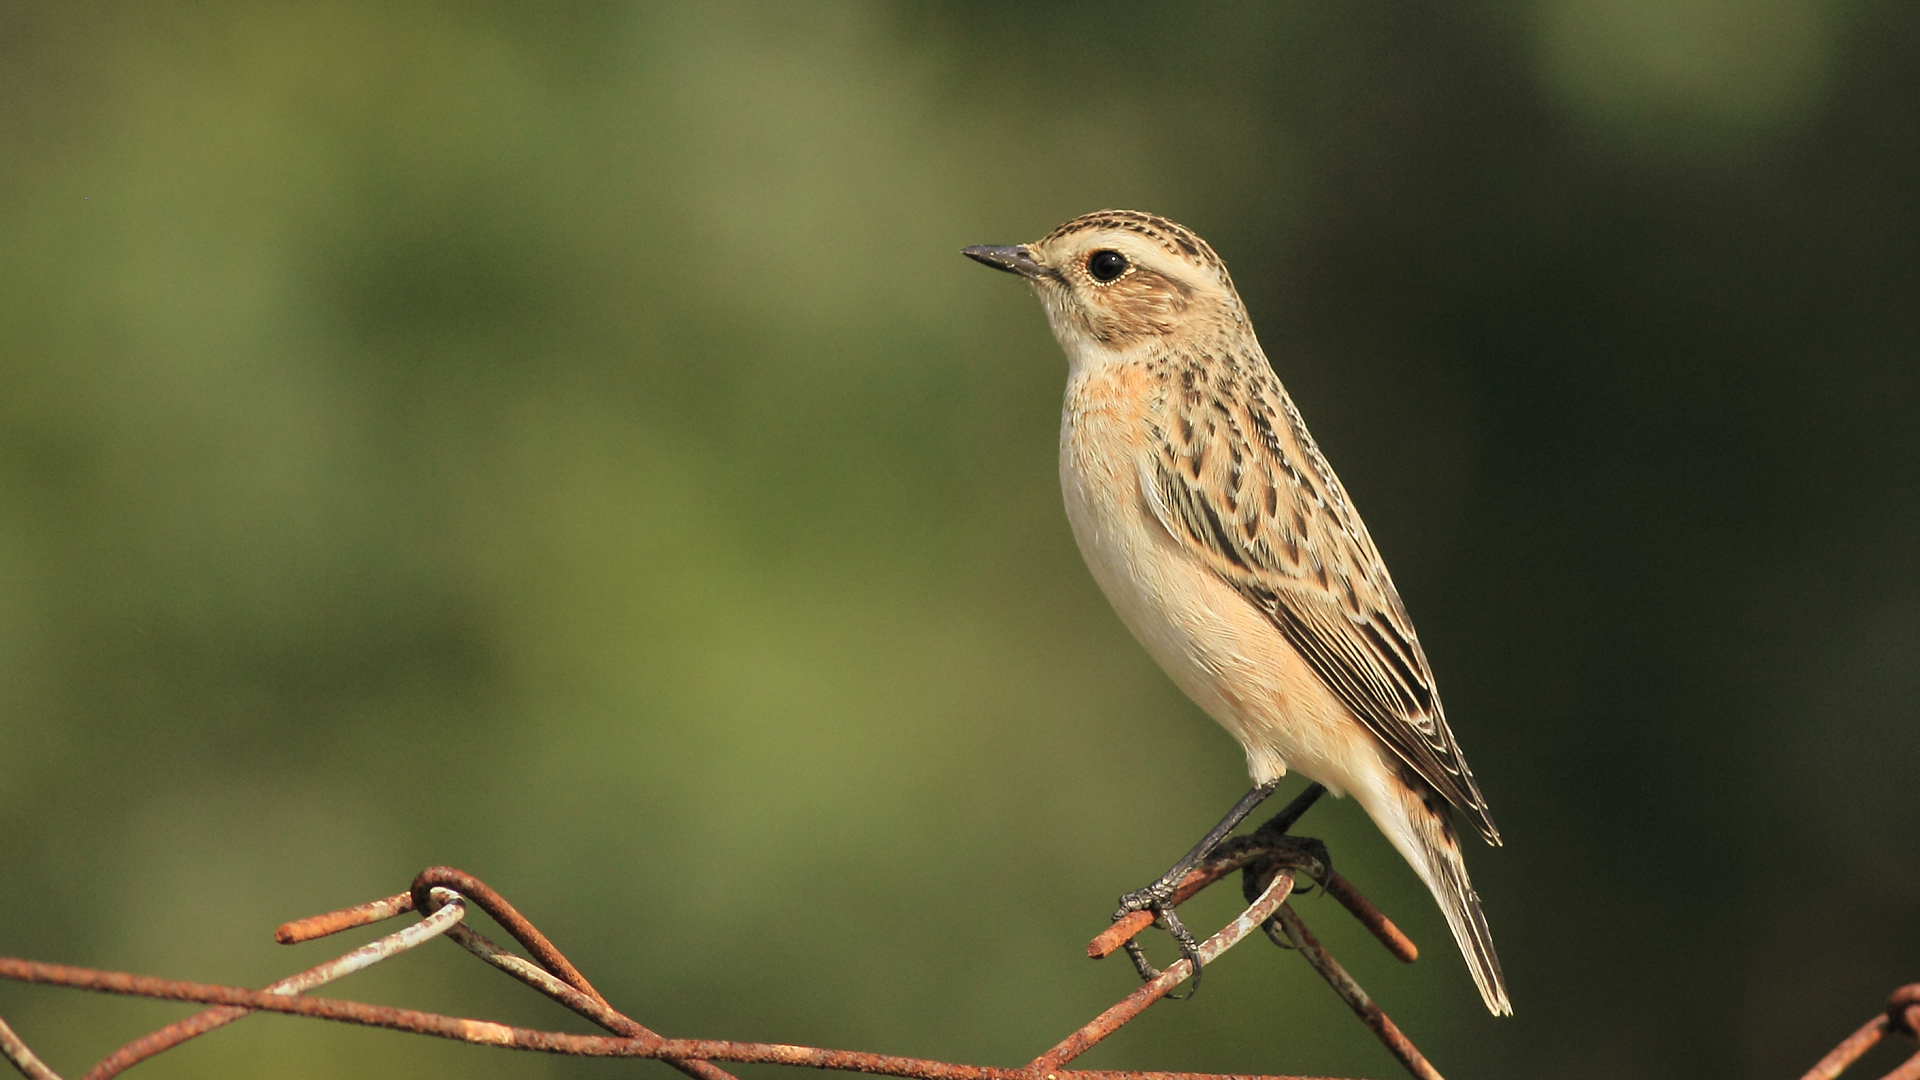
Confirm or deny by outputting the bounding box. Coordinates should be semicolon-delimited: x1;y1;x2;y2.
964;210;1510;1016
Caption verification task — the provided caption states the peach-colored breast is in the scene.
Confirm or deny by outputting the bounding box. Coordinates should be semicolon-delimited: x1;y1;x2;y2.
1057;360;1386;798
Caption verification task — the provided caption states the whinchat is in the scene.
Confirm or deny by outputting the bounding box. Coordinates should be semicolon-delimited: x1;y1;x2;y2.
965;211;1509;1016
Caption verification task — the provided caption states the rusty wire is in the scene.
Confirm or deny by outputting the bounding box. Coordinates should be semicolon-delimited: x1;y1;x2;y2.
4;848;1911;1080
3;843;1909;1080
74;887;469;1080
1798;985;1920;1080
0;823;1441;1080
0;862;1360;1077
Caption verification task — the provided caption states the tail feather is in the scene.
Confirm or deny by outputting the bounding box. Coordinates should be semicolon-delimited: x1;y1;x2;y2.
1423;821;1510;1016
1392;782;1512;1016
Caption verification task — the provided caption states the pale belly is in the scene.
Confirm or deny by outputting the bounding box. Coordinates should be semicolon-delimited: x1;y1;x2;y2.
1058;377;1382;797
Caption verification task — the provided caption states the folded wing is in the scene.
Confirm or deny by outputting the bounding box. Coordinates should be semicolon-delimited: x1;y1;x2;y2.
1139;354;1500;844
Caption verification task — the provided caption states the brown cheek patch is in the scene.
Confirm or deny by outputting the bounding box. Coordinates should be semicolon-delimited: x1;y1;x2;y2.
1090;270;1192;342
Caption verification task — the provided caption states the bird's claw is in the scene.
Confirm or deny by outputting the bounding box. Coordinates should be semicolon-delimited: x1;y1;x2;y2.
1114;885;1207;992
1116;877;1179;918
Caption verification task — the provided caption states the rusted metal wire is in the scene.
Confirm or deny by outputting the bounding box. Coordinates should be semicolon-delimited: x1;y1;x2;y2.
1891;986;1920;1040
1798;984;1920;1080
1089;832;1415;967
1035;872;1296;1076
81;887;468;1080
5;843;1905;1080
0;840;1436;1080
1318;875;1417;964
0;952;1346;1079
275;889;415;944
409;866;610;1009
407;867;737;1080
0;1019;61;1080
0;853;1413;1076
1270;905;1440;1080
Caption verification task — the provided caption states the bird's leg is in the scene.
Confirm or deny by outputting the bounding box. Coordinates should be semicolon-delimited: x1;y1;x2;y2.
1115;778;1283;985
1253;782;1326;840
1249;782;1331;892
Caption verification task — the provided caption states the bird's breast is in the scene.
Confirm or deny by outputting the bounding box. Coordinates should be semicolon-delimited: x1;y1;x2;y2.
1056;361;1376;791
1057;363;1245;726
1058;364;1166;618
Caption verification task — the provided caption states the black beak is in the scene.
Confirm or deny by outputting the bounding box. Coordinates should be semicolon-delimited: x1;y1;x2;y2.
963;244;1045;279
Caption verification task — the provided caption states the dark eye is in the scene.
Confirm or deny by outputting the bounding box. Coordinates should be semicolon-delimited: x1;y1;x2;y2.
1086;249;1129;282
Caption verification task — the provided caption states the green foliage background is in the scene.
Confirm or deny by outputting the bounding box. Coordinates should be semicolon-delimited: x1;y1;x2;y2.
2;3;1916;1078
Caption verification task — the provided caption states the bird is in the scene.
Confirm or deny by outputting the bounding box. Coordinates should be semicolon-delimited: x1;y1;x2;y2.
963;211;1510;1016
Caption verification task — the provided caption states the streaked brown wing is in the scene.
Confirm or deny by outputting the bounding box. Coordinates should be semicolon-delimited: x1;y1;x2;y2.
1140;358;1500;844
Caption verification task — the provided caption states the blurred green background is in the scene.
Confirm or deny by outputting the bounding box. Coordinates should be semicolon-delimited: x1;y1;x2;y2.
2;3;1916;1078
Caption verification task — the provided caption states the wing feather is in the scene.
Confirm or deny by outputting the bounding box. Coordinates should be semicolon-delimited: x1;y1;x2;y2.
1142;354;1501;844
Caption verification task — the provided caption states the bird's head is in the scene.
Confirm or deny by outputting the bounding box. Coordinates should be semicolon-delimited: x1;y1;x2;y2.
964;210;1246;366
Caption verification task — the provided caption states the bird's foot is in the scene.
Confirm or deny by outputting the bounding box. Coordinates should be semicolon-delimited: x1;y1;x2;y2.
1239;832;1333;954
1114;879;1206;991
1103;780;1298;995
1244;828;1333;891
